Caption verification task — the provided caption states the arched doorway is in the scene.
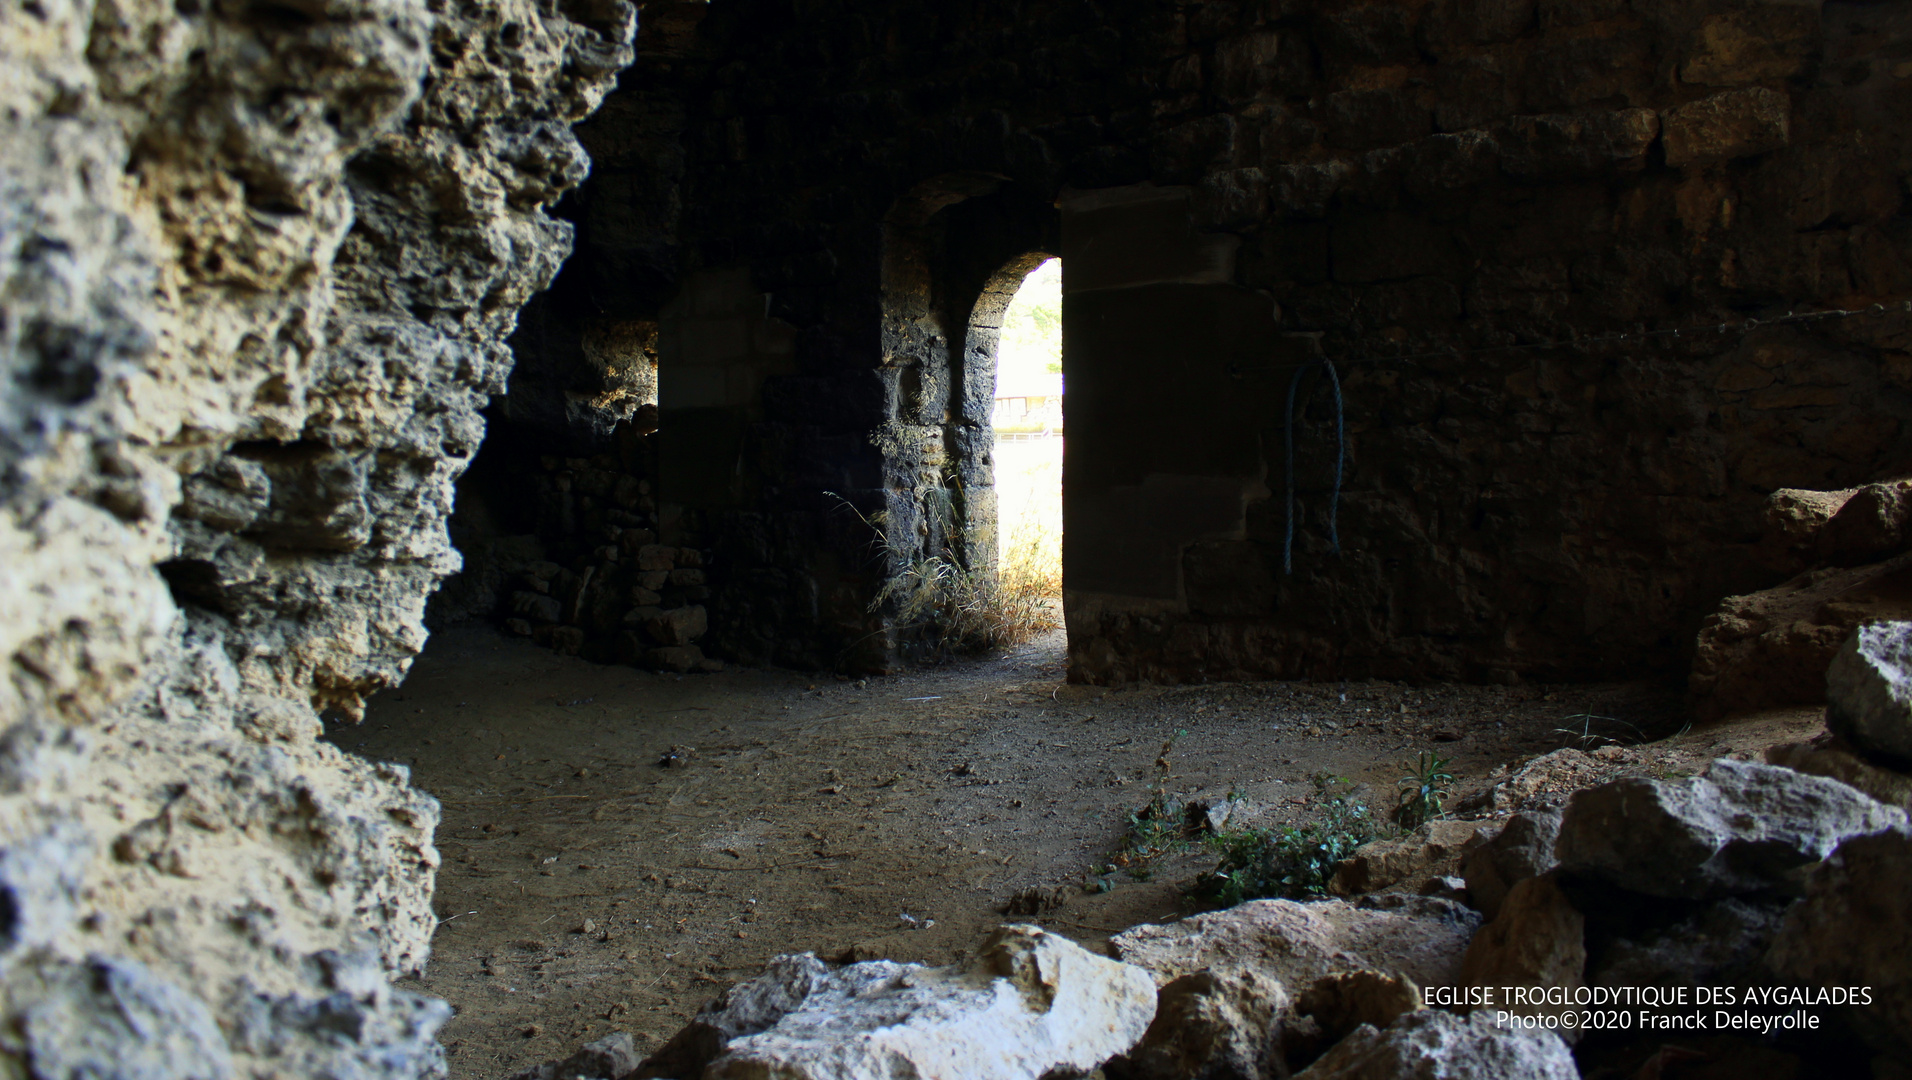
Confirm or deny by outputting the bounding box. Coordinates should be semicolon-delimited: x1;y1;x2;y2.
874;178;1062;655
974;257;1063;626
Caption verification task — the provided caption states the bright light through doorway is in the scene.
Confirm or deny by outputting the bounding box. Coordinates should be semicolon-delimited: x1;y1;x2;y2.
994;258;1062;603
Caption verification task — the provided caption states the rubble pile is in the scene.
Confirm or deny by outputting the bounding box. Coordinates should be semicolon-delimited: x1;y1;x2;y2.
511;622;1912;1080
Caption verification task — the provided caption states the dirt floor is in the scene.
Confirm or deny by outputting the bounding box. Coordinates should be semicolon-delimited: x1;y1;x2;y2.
329;625;1830;1079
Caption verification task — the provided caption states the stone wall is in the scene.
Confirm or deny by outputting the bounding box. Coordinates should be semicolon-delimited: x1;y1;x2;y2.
554;0;1912;685
0;0;630;1074
446;1;732;669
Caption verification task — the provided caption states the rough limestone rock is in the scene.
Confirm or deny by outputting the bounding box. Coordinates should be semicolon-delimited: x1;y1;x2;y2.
1761;487;1861;569
1554;760;1906;898
1456;749;1615;814
506;1032;644;1080
1693;482;1912;720
1291;1009;1578;1080
21;955;235;1080
1829;622;1912;765
1106;968;1287;1080
645;926;1157;1080
1818;481;1912;567
1458;874;1586;1042
1112;898;1479;999
1296;970;1423;1045
1592;897;1786;991
1766;826;1912;1057
1462;809;1562;921
1767;733;1912;811
0;0;632;1073
1661;86;1792;168
1691;554;1912;719
638;953;836;1078
1330;819;1491;895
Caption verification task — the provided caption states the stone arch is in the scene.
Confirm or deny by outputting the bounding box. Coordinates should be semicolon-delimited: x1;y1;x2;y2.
959;251;1057;574
876;175;1060;627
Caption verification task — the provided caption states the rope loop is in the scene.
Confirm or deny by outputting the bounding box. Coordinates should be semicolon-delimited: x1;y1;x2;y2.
1283;358;1346;575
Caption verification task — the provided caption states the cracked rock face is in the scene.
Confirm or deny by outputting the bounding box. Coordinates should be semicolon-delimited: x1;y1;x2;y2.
1828;621;1912;766
1291;1009;1578;1080
1554;759;1907;899
0;0;631;1074
1112;897;1480;996
640;926;1159;1080
1767;825;1912;1058
1461;809;1562;922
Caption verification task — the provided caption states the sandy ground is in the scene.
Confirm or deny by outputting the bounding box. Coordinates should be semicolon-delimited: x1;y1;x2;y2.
329;625;1827;1078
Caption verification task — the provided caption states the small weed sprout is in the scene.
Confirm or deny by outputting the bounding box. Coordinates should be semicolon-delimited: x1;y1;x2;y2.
1553;708;1643;750
1395;751;1455;829
1102;731;1192;884
1193;773;1379;906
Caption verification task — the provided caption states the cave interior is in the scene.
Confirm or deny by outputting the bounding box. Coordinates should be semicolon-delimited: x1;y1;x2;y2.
7;0;1912;1077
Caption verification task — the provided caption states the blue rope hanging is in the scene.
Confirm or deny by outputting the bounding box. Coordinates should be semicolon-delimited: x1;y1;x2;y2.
1282;358;1345;575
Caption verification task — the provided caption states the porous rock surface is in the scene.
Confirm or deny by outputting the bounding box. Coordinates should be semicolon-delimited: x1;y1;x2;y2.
1828;620;1912;765
1692;484;1912;720
1767;825;1912;1057
1108;894;1476;1078
1295;970;1424;1046
638;926;1158;1080
1767;732;1912;810
1291;1009;1578;1080
1457;873;1586;1040
1455;749;1616;815
0;0;631;1074
1553;759;1906;898
1104;968;1288;1080
1112;897;1479;1000
1329;819;1491;896
1461;808;1562;922
1693;551;1912;720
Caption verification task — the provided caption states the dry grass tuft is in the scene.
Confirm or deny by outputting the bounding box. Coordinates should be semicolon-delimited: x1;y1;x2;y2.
994;507;1061;634
843;489;1060;657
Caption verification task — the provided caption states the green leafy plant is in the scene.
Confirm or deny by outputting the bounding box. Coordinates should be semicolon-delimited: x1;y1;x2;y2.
1395;751;1455;829
1192;774;1379;906
1106;731;1193;880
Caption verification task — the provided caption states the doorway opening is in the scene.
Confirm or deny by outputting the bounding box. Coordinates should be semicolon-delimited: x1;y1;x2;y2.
991;257;1063;625
875;178;1061;658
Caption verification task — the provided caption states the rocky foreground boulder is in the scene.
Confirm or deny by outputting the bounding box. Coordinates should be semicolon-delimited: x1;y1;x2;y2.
1554;759;1905;898
634;925;1155;1080
1111;897;1479;992
1457;874;1586;1040
1460;808;1561;921
1766;731;1912;810
1691;489;1912;719
1329;820;1491;896
0;0;634;1073
1829;621;1912;766
1105;897;1478;1080
1767;825;1912;1058
1292;1010;1577;1080
518;753;1912;1080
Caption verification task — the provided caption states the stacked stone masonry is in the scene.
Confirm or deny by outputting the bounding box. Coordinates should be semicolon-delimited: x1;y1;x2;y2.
509;0;1912;687
495;452;722;674
10;0;1912;1075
